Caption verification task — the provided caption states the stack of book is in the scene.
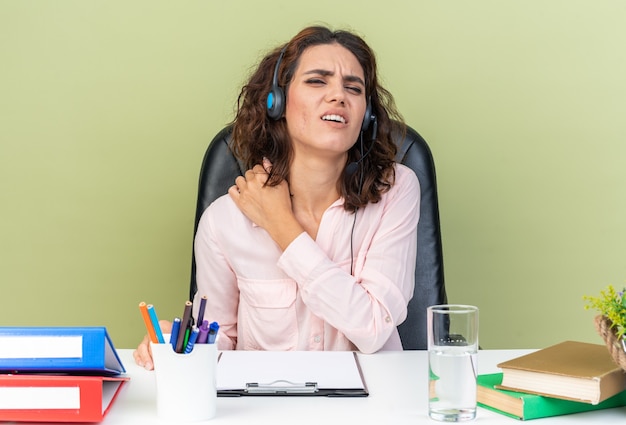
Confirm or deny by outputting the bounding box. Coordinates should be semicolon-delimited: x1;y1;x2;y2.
478;340;626;420
0;326;128;423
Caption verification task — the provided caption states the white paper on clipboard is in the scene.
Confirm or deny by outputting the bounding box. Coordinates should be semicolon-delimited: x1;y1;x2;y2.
216;351;368;396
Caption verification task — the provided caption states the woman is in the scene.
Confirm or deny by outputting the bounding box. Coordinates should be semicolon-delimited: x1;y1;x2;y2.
134;25;419;369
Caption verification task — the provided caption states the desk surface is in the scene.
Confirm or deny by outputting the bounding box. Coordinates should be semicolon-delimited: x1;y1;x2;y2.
101;349;625;424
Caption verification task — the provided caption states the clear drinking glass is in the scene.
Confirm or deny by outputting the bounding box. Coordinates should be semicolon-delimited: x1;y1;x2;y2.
427;304;479;422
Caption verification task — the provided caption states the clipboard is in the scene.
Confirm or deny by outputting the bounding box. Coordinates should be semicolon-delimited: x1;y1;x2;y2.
216;351;369;397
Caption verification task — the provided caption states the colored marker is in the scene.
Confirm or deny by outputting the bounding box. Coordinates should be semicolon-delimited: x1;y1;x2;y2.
197;295;208;327
183;326;191;349
197;320;209;344
175;301;193;353
184;328;200;354
138;302;158;343
207;321;219;344
169;317;181;351
147;304;165;343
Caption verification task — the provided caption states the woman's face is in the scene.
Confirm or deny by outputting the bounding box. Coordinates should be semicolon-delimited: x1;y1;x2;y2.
285;43;367;162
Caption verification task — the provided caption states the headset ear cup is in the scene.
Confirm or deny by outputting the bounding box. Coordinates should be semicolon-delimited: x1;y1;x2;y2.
267;86;285;120
361;97;372;132
266;47;287;120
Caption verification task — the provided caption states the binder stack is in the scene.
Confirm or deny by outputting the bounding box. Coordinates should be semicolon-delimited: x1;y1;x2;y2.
0;326;128;423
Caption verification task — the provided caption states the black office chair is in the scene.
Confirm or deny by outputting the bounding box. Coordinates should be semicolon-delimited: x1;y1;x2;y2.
189;123;447;350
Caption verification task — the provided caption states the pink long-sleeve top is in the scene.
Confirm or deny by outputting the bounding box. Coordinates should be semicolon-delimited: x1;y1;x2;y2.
193;163;419;353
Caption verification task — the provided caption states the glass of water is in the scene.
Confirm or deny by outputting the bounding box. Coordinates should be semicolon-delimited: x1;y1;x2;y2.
427;304;479;422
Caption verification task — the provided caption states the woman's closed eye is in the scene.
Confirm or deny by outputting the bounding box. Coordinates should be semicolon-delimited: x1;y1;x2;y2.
305;78;363;95
305;78;326;86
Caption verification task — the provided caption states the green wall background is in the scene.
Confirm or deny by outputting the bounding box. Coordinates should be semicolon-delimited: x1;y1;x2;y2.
1;1;625;349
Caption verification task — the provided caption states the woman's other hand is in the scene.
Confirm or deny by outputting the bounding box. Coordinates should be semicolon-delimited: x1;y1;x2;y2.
132;320;172;370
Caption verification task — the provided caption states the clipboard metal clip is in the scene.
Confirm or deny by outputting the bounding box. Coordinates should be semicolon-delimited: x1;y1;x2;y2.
246;380;318;394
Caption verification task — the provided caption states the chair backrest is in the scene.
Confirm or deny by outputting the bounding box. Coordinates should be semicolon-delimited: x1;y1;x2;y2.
189;124;447;349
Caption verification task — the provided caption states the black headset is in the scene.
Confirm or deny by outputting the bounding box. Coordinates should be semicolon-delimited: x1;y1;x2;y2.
346;99;377;177
266;46;377;138
361;98;374;133
266;47;377;275
266;48;287;120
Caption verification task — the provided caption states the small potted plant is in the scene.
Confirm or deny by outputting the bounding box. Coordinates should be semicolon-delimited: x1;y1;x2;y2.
584;285;626;370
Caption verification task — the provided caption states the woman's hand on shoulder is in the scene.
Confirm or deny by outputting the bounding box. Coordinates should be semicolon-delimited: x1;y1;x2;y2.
228;159;302;250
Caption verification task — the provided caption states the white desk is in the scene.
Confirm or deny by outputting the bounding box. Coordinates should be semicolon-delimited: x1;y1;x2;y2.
102;349;625;424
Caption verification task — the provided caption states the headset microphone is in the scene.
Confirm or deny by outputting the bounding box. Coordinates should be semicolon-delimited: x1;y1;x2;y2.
348;107;377;275
347;103;377;275
344;159;360;178
345;114;378;177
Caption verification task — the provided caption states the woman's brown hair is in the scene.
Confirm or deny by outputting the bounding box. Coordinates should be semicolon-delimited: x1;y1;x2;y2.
230;26;405;212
